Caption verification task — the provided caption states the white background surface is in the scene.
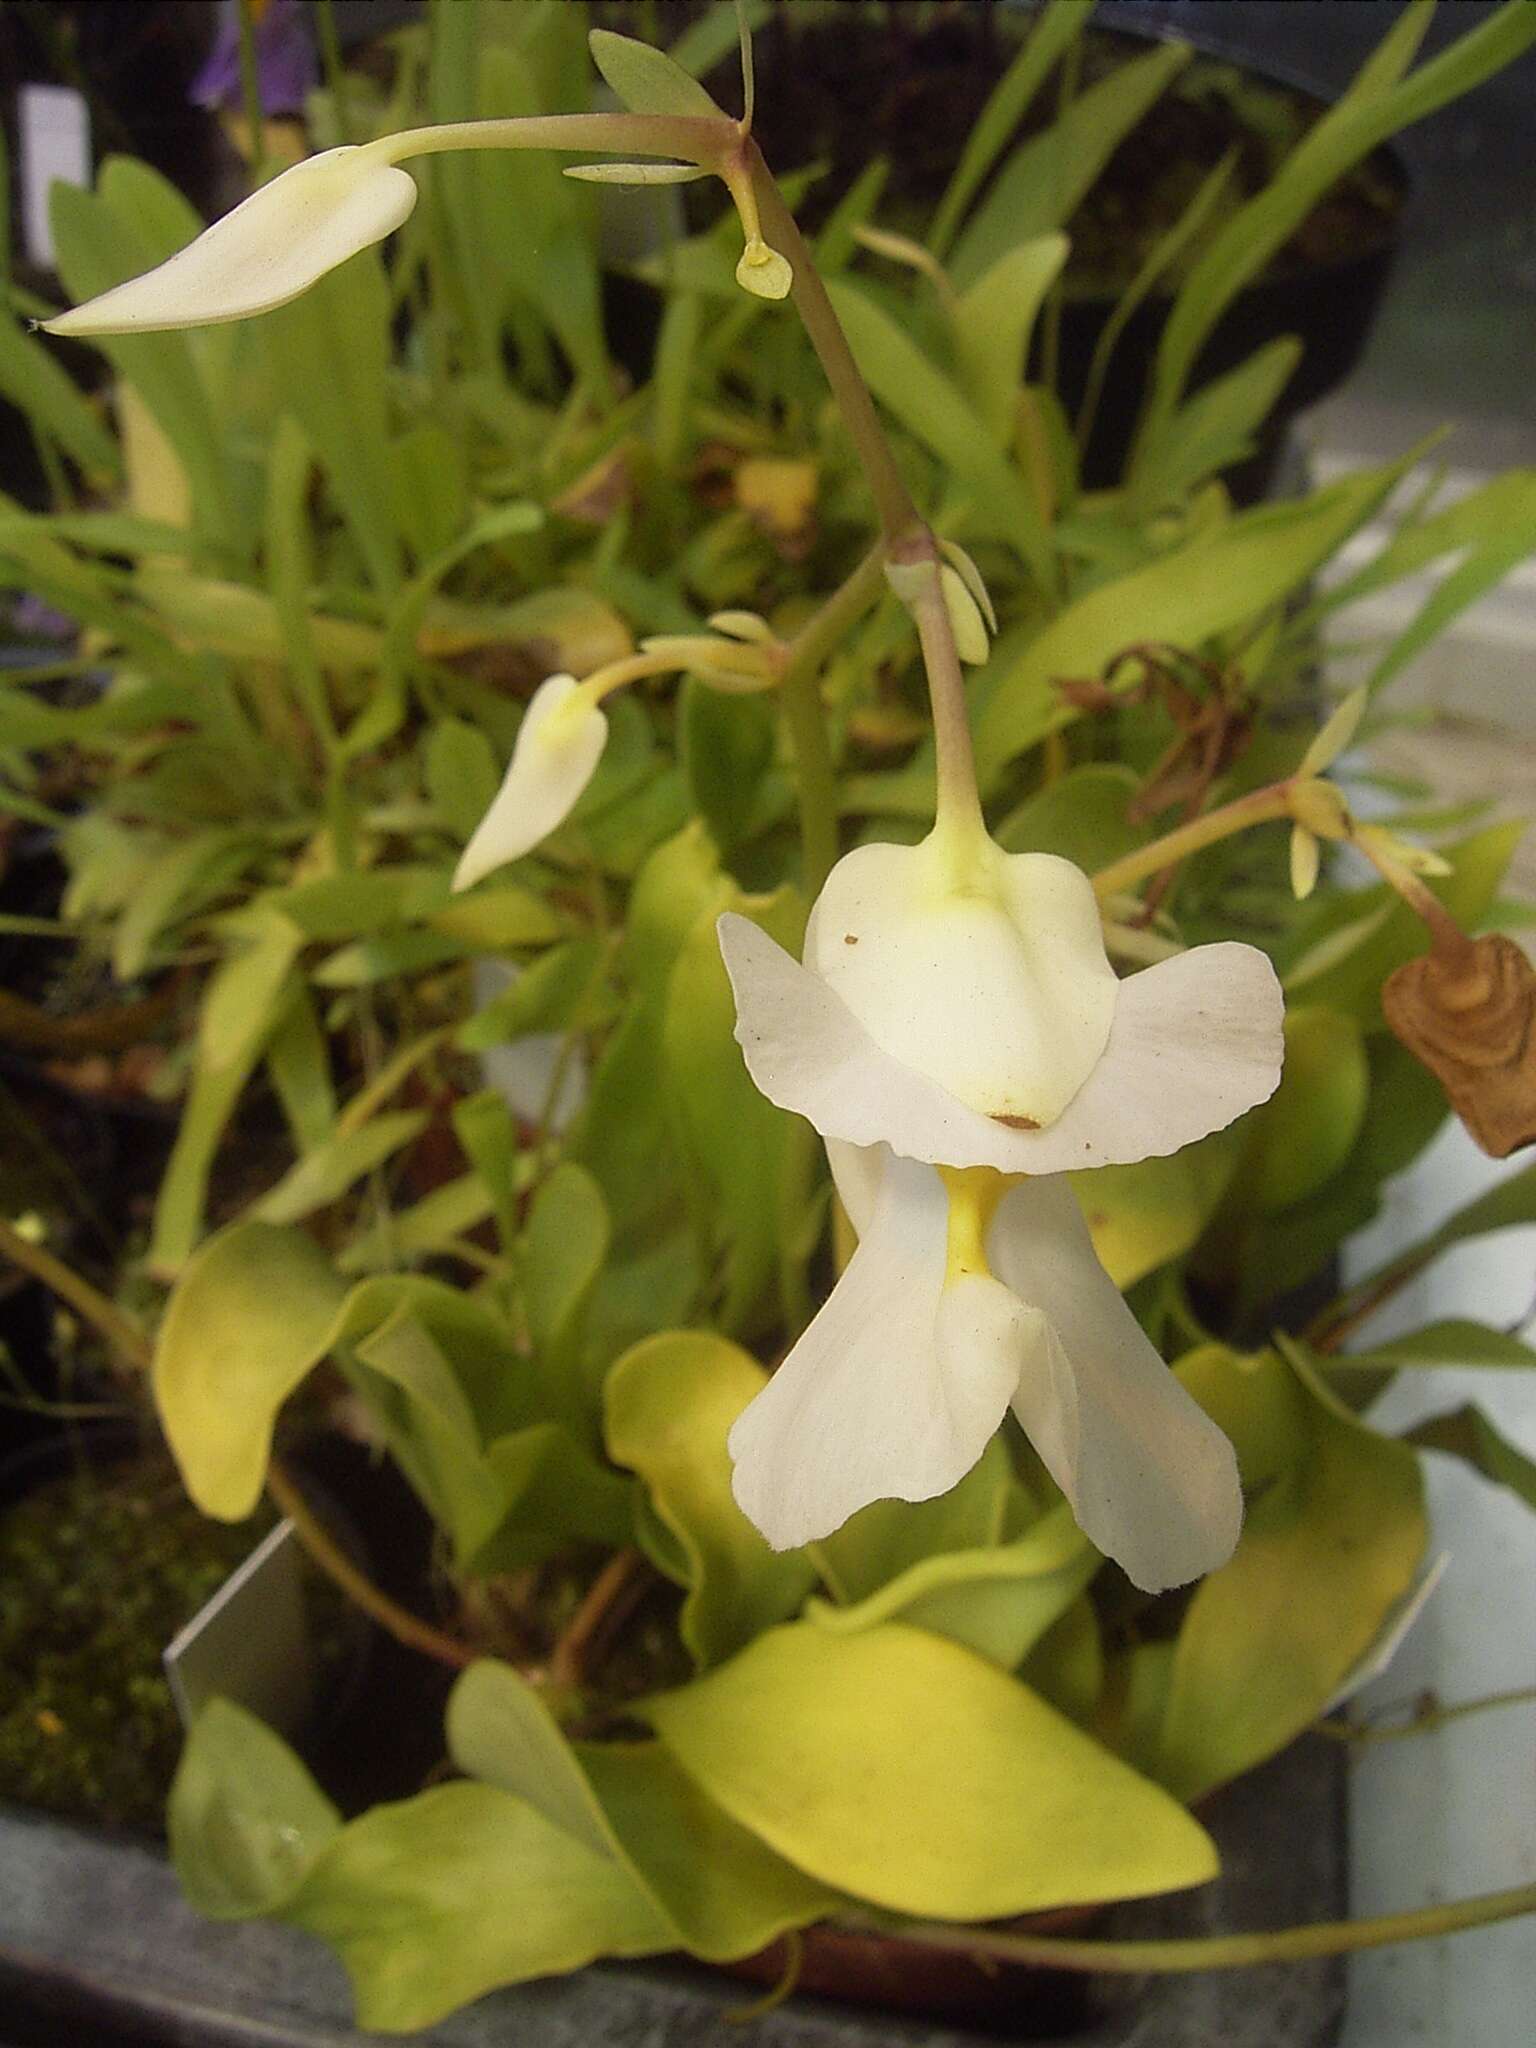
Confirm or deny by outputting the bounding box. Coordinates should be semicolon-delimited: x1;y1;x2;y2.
1338;1120;1536;2046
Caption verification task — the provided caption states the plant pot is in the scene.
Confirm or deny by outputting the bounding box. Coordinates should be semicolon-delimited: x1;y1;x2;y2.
688;4;1405;505
0;1733;1344;2045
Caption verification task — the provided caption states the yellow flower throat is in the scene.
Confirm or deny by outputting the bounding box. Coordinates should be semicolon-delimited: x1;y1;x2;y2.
939;1165;1015;1285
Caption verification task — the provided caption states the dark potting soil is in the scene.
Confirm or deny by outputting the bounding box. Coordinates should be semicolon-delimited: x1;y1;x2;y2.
0;1448;273;1831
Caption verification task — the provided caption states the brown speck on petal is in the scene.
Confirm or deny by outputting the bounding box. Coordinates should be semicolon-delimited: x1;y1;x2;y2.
992;1112;1041;1131
1382;932;1536;1158
844;933;859;946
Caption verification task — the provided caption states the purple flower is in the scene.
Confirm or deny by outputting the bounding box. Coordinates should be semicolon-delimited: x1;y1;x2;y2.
191;0;317;119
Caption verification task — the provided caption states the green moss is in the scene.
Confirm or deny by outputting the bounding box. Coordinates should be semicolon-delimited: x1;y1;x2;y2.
0;1454;272;1831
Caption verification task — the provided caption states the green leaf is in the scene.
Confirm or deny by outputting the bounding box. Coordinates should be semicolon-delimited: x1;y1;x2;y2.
257;252;402;597
428;884;563;951
150;916;304;1274
360;500;544;756
951;42;1190;289
929;0;1091;258
953;233;1068;445
1073;1131;1240;1290
1343;1321;1536;1372
579;1739;836;1961
1158;1350;1426;1801
994;762;1145;869
388;420;470;563
339;1172;496;1273
169;1701;340;1919
264;987;336;1153
312;929;463;988
520;1161;609;1432
807;1504;1097;1671
475;1424;634;1572
646;1622;1217;1917
109;827;258;981
975;455;1418;780
201;910;304;1072
153;1222;348;1518
349;1306;514;1564
0;311;121;479
814;1438;1020;1605
272;869;428;941
132;566;381;669
426;716;500;841
662;884;804;1330
251;1111;427;1227
1406;1404;1536;1511
1072;147;1239;458
284;1782;670;2033
826;277;1050;580
587;28;723;118
1174;1345;1310;1494
1023;1595;1103;1725
1219;1034;1448;1324
1239;1007;1370;1215
447;1660;834;1962
1130;337;1303;512
1364;496;1536;698
447;1659;613;1854
457;937;606;1051
679;678;775;858
605;1332;815;1666
1307;467;1536;624
451;1089;520;1251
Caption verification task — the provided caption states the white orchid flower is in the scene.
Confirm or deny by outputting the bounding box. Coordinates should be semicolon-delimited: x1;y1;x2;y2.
41;147;419;335
452;622;784;892
728;1143;1243;1592
717;824;1284;1586
453;674;608;892
717;828;1284;1173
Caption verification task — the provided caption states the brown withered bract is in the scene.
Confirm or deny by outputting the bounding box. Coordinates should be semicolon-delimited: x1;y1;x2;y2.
1382;932;1536;1158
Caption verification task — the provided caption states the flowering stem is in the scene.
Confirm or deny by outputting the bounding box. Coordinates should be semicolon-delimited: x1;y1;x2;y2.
778;544;886;894
367;112;735;174
1355;828;1476;967
1318;1683;1536;1746
0;1215;149;1373
266;1458;476;1671
547;1546;649;1690
851;1879;1536;1975
899;547;988;845
747;145;921;549
315;0;351;146
1092;784;1295;901
235;0;269;181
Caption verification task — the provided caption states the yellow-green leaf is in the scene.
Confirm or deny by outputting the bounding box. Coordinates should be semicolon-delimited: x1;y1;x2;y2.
153;1221;348;1518
646;1622;1217;1917
169;1700;341;1919
605;1331;815;1665
587;29;724;119
806;1504;1097;1671
1158;1350;1425;1801
1240;1007;1370;1215
284;1783;670;2033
